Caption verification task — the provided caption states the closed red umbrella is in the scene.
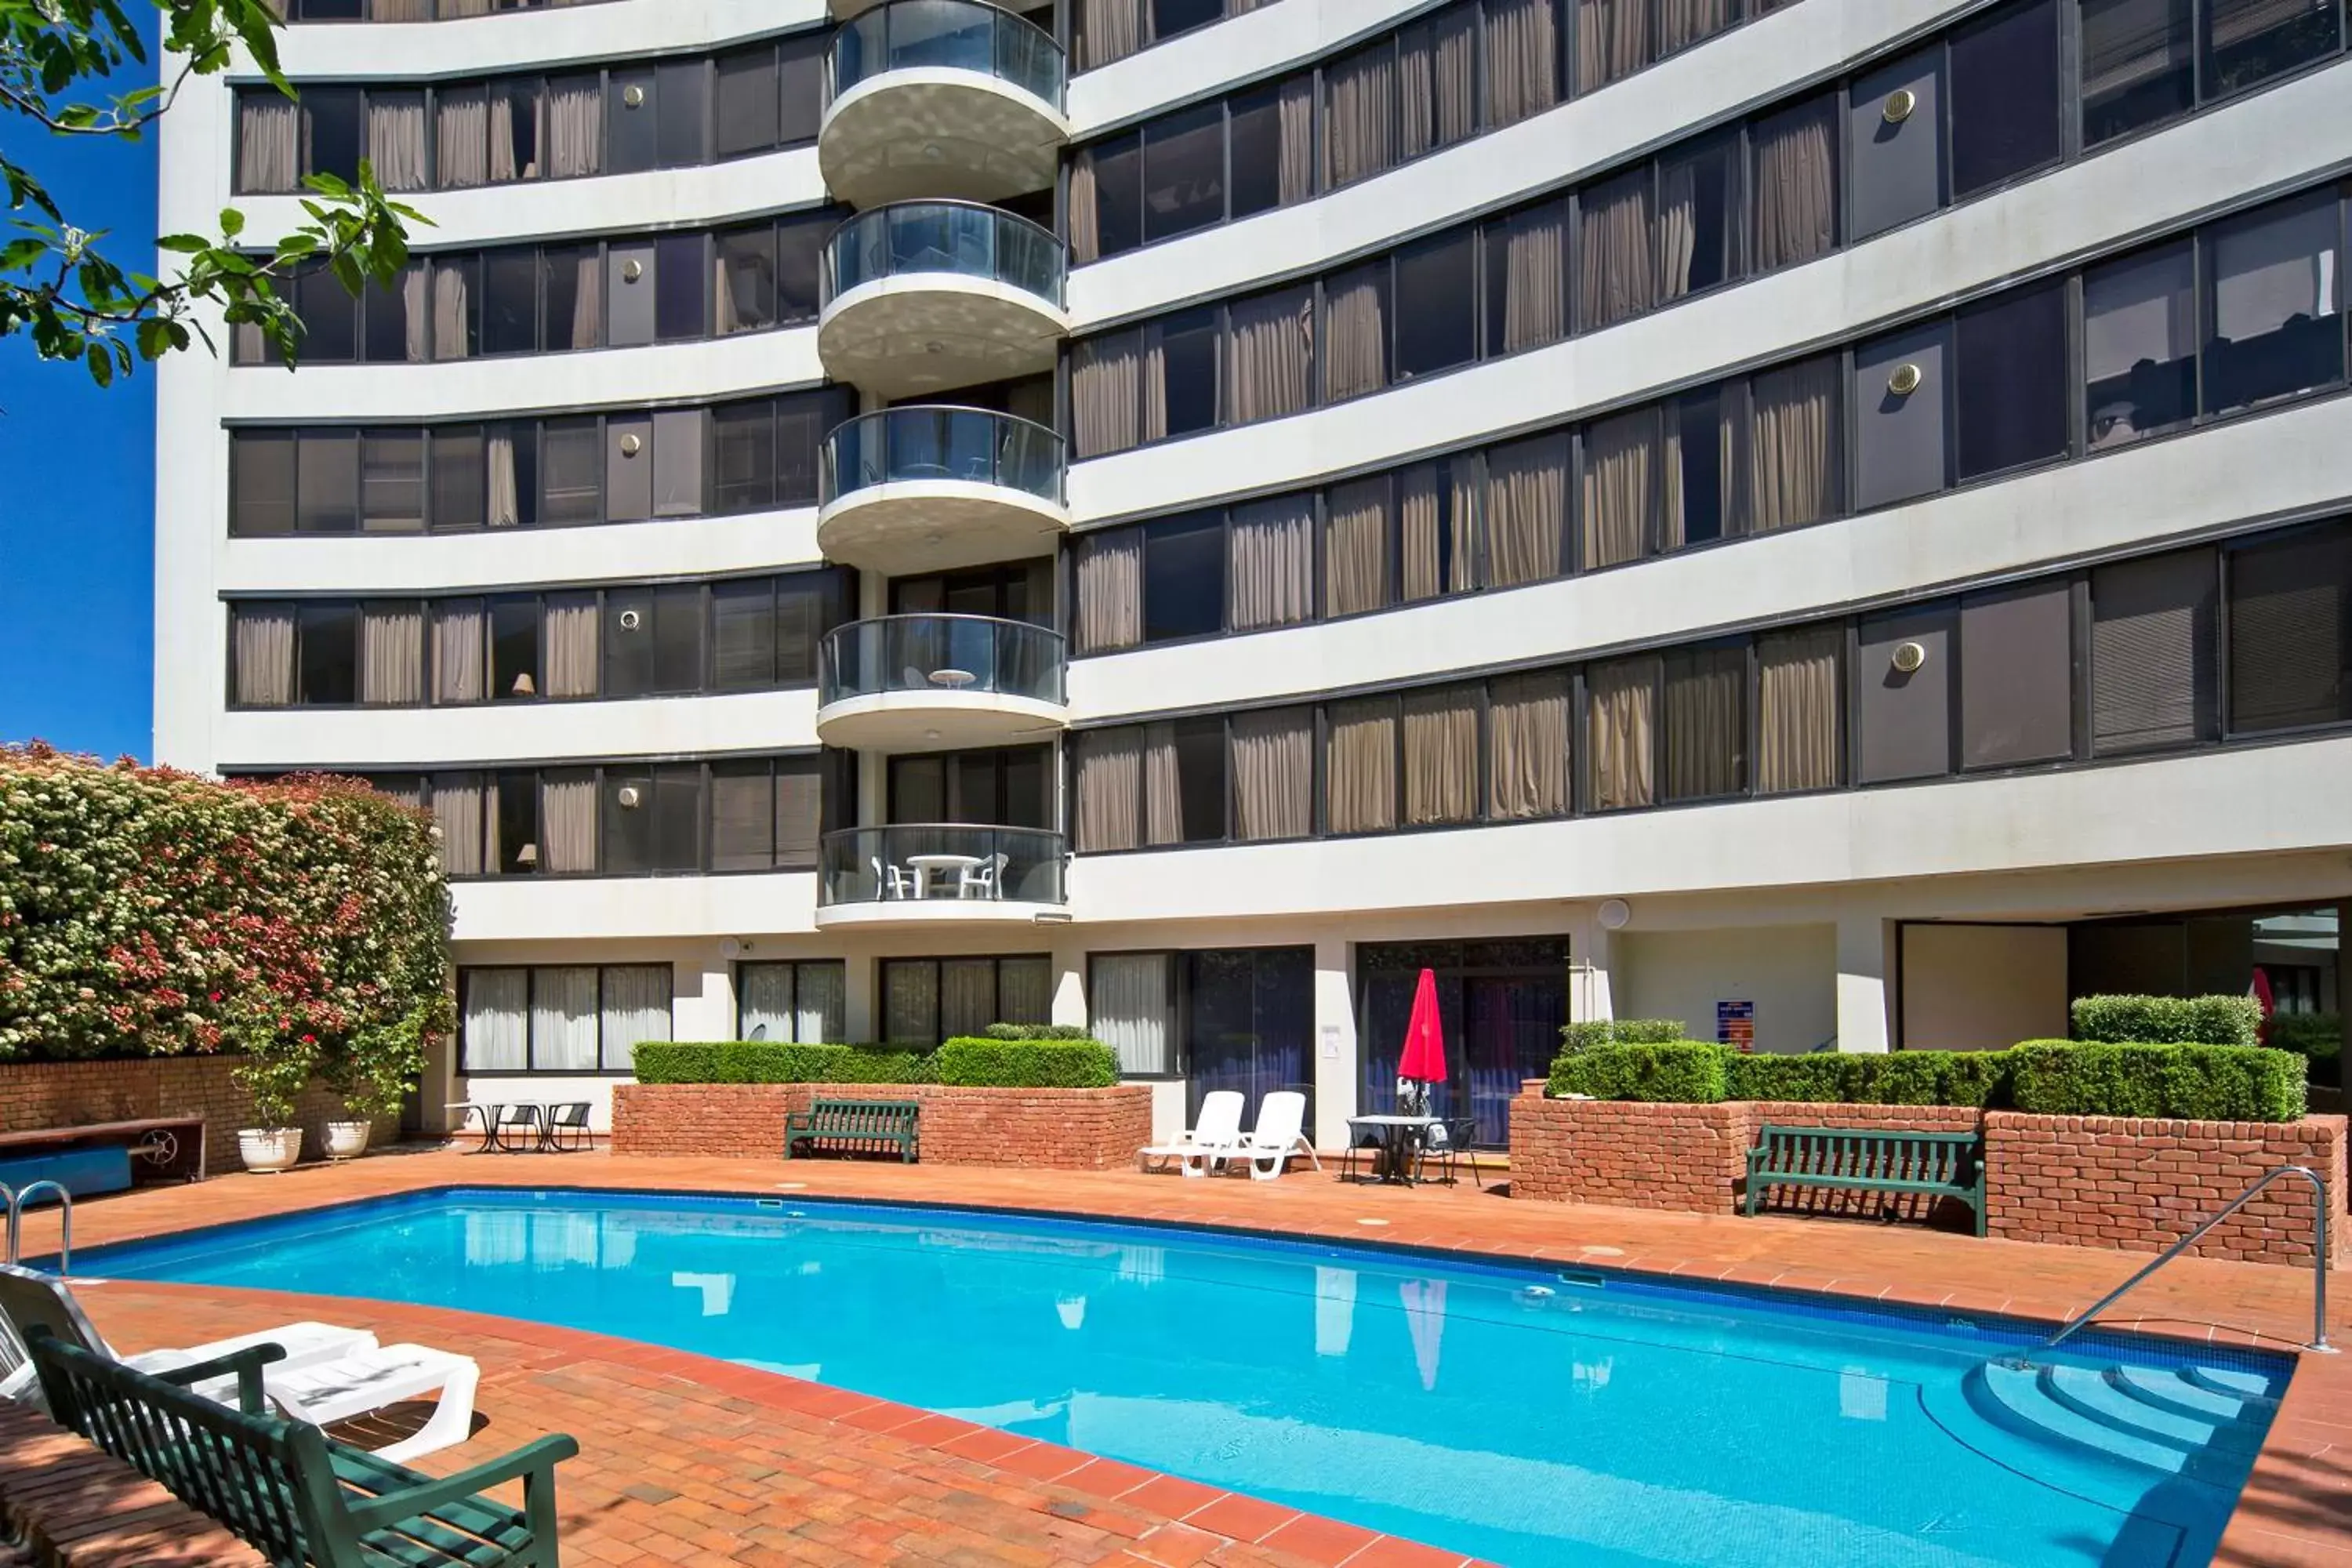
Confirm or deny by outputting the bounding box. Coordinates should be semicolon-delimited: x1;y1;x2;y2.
1398;967;1448;1085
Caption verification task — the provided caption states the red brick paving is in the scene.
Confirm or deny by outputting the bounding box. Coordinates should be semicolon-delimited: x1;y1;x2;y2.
16;1149;2352;1566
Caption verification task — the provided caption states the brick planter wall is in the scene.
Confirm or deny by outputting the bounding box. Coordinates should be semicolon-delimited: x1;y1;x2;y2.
612;1082;1154;1170
1984;1112;2348;1265
1745;1102;1984;1226
0;1057;393;1177
1508;1094;1751;1211
0;1401;267;1566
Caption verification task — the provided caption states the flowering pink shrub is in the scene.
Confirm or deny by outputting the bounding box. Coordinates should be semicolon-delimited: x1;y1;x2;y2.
0;745;449;1098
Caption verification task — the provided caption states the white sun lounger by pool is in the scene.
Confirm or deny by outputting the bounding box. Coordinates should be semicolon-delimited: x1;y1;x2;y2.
1232;1091;1321;1181
1138;1089;1246;1176
0;1264;480;1462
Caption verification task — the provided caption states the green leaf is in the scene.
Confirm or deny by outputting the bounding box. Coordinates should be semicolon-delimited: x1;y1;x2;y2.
84;343;112;387
219;208;245;239
156;234;211;256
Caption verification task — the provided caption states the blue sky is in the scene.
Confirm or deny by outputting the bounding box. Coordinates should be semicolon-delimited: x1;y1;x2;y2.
0;18;158;763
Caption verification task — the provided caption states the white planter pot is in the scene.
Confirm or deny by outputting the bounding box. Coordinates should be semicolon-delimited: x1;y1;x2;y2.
324;1121;372;1161
238;1127;303;1174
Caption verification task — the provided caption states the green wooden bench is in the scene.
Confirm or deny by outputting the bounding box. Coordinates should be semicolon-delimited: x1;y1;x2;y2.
785;1098;920;1163
25;1329;577;1567
1744;1124;1986;1236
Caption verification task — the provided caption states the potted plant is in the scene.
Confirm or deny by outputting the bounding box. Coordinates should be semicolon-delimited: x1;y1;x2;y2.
320;1003;437;1162
230;1029;319;1174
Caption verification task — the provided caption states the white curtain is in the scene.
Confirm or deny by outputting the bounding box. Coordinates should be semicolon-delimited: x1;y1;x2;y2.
531;966;601;1071
599;964;672;1070
360;603;424;705
436;88;488;189
233;607;295;706
797;964;846;1044
997;957;1052;1027
433;263;470;361
1090;953;1172;1076
366;93;430;192
1227;495;1314;630
432;601;487;703
462;969;529;1071
238;96;299;193
738;964;793;1040
545;78;604;179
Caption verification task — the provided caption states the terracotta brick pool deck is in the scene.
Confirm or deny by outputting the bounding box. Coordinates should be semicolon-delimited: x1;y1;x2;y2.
16;1149;2352;1567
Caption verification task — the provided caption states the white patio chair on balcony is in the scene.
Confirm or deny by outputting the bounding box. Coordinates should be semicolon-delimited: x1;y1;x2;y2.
958;852;1007;900
872;855;916;900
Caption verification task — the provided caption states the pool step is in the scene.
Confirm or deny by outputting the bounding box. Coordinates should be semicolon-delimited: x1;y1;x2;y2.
1962;1361;2274;1483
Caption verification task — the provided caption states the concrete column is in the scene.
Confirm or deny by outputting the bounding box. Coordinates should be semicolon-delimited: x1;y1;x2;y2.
1312;935;1356;1151
1048;935;1088;1028
1568;916;1620;1029
844;954;878;1043
1835;912;1894;1054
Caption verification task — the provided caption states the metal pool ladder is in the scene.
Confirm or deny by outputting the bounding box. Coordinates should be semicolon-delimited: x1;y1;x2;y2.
0;1182;74;1276
2024;1164;2333;1363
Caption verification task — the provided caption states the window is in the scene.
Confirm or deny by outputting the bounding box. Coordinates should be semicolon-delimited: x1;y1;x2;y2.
2084;241;2196;450
233;433;297;535
2205;0;2342;96
736;960;847;1043
1143;514;1226;642
1657;135;1738;304
1662;644;1746;800
1585;655;1659;810
295;431;359;533
1958;581;2075;768
490;597;542;700
1949;0;2061;198
713;579;778;688
775;213;827;322
295;267;358;362
605;584;706;697
305;88;364;184
292;604;358;704
1667;388;1737;548
361;267;416;363
1142;105;1225;243
1954;281;2068;481
602;764;702;873
1755;626;1842;793
2080;0;2194;146
2228;523;2352;734
2091;546;2216;753
459;964;671;1074
1162;310;1221;436
540;419;601;524
481;249;538;354
880;956;1051;1046
1227;85;1284;220
1154;0;1222;40
654;234;706;341
709;760;777;870
712;401;777;514
1395;230;1477;379
777;35;826;147
1326;695;1399;833
542;245;594;352
361;430;425;532
1182;948;1315;1120
714;45;779;158
715;226;776;335
2201;192;2344;416
1087;134;1144;260
1089;953;1175;1074
1483;200;1569;358
1749;94;1837;274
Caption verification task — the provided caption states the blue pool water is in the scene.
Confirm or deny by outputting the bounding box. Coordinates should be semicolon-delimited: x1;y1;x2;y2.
83;1189;2288;1567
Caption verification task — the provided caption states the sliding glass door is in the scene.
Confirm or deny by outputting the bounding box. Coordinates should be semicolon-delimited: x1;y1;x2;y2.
1357;938;1568;1145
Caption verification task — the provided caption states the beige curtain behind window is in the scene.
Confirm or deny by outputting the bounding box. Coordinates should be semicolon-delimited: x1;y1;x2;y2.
1656;156;1698;307
569;252;600;351
1749;355;1840;532
1661;397;1738;552
1324;477;1392;616
543;594;598;698
1403;684;1479;824
1483;0;1560;128
1586;656;1658;810
1660;0;1736;54
1323;45;1397;190
1080;0;1152;71
1325;698;1397;834
1073;332;1147;459
1495;203;1567;354
1751;99;1837;274
1578;176;1653;330
1143;722;1184;844
1069;149;1101;264
433;262;470;361
1399;8;1477;160
366;94;429;192
489;82;538;181
360;603;424;705
1278;78;1316;204
1323;269;1388;401
545;78;603;179
432;600;487;702
1488;670;1570;818
432;775;490;876
1757;626;1841;793
373;0;433;19
539;771;597;873
1576;0;1650;91
1485;432;1569;587
1076;729;1142;852
1227;288;1313;424
238;97;299;193
436;88;488;189
486;430;521;528
394;262;427;363
1076;529;1144;653
234;607;295;706
1229;495;1314;631
1399;459;1479;602
1581;408;1656;569
1232;708;1312;840
1664;646;1745;800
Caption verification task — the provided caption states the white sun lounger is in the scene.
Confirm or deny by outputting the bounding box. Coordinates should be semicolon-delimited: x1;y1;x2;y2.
1234;1091;1321;1181
0;1264;480;1462
1138;1089;1246;1176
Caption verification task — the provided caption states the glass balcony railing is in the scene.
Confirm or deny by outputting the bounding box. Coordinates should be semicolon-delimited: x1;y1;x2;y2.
819;614;1066;707
818;824;1068;907
820;406;1065;508
830;0;1065;111
822;201;1066;309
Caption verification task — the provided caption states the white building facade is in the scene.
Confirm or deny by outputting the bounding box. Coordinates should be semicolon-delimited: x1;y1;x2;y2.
157;0;2352;1147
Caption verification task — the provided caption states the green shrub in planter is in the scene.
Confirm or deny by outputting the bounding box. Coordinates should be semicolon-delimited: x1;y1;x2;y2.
632;1042;935;1084
1724;1050;2013;1106
1559;1018;1689;1053
1548;1041;1727;1102
2009;1041;2305;1122
2070;994;2261;1047
979;1022;1096;1041
2268;1011;2343;1063
936;1037;1120;1088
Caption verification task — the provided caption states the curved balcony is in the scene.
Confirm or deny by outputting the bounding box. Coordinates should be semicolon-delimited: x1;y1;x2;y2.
819;202;1067;398
816;614;1067;751
817;406;1067;574
821;0;1067;210
815;824;1069;927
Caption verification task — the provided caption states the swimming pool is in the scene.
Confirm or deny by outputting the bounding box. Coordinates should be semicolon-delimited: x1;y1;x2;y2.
84;1189;2287;1567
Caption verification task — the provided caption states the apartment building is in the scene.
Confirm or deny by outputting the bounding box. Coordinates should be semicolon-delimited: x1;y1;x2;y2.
156;0;2352;1147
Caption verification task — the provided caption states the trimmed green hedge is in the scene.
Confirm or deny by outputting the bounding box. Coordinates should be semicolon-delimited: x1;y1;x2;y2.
631;1042;934;1085
1559;1018;1689;1053
979;1022;1095;1042
936;1037;1119;1088
2269;1011;2343;1062
2009;1041;2306;1121
1724;1049;2012;1108
2071;994;2260;1047
1548;1040;1726;1102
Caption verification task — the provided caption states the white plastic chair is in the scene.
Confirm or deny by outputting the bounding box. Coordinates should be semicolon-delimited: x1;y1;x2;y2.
1138;1091;1246;1176
871;855;914;900
1235;1091;1321;1181
958;851;1007;900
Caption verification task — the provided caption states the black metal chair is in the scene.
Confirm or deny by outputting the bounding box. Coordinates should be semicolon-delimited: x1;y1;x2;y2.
1414;1116;1489;1189
1339;1118;1388;1184
488;1103;545;1152
543;1102;594;1152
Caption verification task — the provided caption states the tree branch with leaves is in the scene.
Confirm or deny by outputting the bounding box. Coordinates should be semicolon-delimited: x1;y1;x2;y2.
1;0;422;385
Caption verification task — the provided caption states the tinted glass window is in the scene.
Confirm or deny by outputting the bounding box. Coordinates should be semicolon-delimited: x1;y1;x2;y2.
712;580;776;688
298;604;358;703
360;429;425;532
1093;134;1143;257
491;597;540;699
233;432;298;536
2205;0;2341;96
1143;104;1225;243
540;419;601;523
1672;390;1732;546
1154;0;1222;38
361;270;412;363
1174;716;1226;840
655;234;705;340
714;46;779;158
712;403;775;514
2202;194;2345;416
1950;0;2062;198
296;432;358;532
1163;310;1220;436
541;245;591;351
306;89;363;183
715;227;777;334
1144;514;1225;642
2084;240;2196;450
1955;282;2068;479
1394;230;1475;379
296;267;358;362
776;216;827;322
1660;136;1739;297
1228;86;1283;220
2080;0;2193;146
779;34;826;146
495;774;537;874
608;69;658;173
431;427;485;531
656;59;707;167
482;249;537;355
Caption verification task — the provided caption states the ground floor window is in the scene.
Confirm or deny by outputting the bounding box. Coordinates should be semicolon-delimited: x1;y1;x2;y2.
1356;938;1568;1146
1089;947;1316;1130
459;963;672;1073
735;960;847;1043
878;955;1052;1045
